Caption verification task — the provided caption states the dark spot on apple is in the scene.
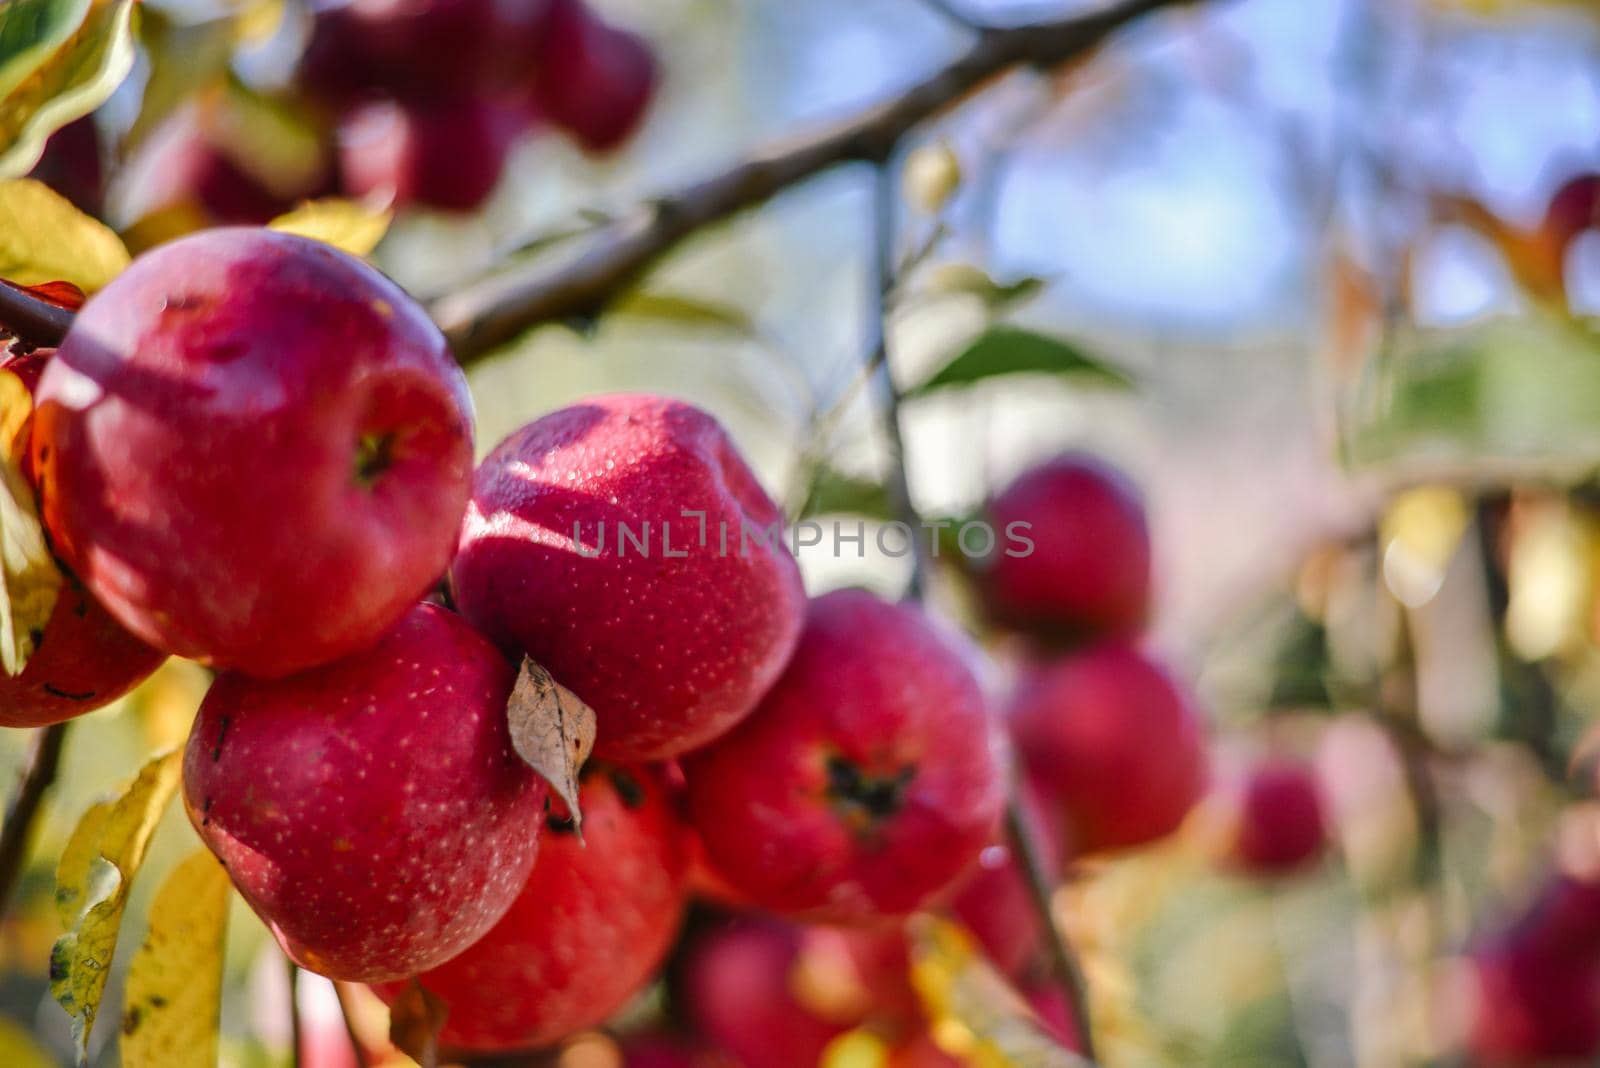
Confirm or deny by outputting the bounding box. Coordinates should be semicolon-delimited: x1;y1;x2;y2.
150;995;168;1008
609;767;645;809
29;627;44;649
548;812;577;835
212;715;231;761
123;1006;141;1035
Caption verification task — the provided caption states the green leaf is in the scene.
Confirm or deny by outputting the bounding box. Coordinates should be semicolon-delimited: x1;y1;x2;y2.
800;465;893;521
0;0;89;101
909;326;1134;398
923;264;1046;310
269;199;393;258
0;177;128;289
0;367;61;676
1343;314;1600;476
52;749;184;1064
0;0;137;178
611;291;756;336
121;850;230;1068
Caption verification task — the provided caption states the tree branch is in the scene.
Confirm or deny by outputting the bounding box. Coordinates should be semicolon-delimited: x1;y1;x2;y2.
431;0;1202;365
1005;795;1097;1061
0;283;72;350
0;722;69;915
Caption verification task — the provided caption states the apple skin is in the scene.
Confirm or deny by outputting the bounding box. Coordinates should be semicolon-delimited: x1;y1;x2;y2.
530;0;657;153
337;97;521;213
300;0;548;104
183;602;544;982
1009;642;1207;857
0;575;166;728
451;393;805;762
677;917;858;1068
1228;758;1328;876
684;589;1005;922
1468;937;1600;1064
618;1033;736;1068
375;763;689;1052
978;453;1150;644
117;110;332;226
31;228;474;679
28;117;103;216
947;788;1061;979
0;346;165;727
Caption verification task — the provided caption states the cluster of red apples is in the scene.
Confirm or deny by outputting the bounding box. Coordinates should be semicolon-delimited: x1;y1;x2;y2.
113;0;655;223
1;225;1338;1062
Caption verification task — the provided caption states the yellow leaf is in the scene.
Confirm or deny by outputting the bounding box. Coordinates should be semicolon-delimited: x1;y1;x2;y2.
121;850;230;1068
0;367;61;676
907;915;1089;1068
51;748;184;1063
505;656;597;834
0;1015;55;1068
0;178;128;289
822;1029;891;1068
0;0;138;179
267;198;393;258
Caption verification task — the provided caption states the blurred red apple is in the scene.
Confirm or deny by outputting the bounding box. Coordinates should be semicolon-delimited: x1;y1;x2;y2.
685;589;1005;922
1009;642;1207;857
978;453;1151;644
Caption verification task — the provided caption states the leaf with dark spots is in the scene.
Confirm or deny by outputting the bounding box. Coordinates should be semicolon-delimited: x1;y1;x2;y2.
389;979;448;1068
507;657;597;836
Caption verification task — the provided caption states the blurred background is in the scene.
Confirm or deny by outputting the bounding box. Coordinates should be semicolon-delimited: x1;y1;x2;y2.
6;0;1600;1064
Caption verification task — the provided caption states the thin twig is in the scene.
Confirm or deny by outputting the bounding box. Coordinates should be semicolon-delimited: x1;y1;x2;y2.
331;982;371;1068
0;721;68;916
431;0;1203;364
1005;796;1097;1062
915;0;985;31
866;164;934;601
0;283;72;349
286;957;303;1068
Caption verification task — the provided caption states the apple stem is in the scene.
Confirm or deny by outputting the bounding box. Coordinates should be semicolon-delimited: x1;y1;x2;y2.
1005;794;1098;1062
0;281;74;350
0;722;68;919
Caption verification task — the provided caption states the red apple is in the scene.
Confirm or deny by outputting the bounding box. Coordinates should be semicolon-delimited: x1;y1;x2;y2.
1227;758;1328;876
0;344;165;727
947;790;1060;979
0;575;166;728
1467;937;1600;1064
32;228;473;678
117;108;332;226
337;96;521;213
300;0;548;104
183;603;544;982
375;763;688;1051
1009;642;1207;857
529;0;657;152
678;917;858;1068
618;1033;736;1068
684;589;1005;922
28;116;104;216
451;393;805;761
978;453;1151;643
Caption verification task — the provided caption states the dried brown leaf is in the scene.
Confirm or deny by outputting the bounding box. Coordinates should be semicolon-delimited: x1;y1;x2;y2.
507;657;596;834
